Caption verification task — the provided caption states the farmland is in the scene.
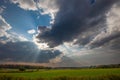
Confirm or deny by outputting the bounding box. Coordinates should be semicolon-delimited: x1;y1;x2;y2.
0;68;120;80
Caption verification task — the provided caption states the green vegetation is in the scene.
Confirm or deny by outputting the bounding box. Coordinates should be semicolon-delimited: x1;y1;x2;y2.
0;68;120;80
0;75;120;80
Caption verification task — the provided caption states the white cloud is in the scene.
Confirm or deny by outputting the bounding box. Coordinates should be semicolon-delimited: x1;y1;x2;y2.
0;32;28;43
10;0;37;10
0;16;12;37
0;16;28;43
49;54;64;63
10;0;59;24
18;35;28;41
27;29;36;34
37;0;58;24
8;32;28;42
106;4;120;33
33;35;49;49
0;5;6;14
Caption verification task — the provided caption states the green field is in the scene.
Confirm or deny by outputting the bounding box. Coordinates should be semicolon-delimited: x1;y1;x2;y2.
0;68;120;80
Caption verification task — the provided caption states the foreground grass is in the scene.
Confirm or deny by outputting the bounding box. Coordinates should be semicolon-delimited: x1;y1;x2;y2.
0;68;120;80
0;74;120;80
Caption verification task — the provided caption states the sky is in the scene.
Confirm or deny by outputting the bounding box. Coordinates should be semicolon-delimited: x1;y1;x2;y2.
0;0;120;67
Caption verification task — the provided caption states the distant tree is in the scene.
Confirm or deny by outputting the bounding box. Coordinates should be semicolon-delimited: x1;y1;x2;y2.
19;67;26;71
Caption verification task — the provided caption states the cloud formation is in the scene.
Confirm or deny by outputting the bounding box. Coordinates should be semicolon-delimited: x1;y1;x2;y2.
36;0;120;49
36;0;58;23
71;48;120;66
0;7;4;14
0;16;24;44
0;41;62;63
10;0;37;10
10;0;58;24
86;1;120;48
27;29;36;34
0;12;28;43
0;16;12;38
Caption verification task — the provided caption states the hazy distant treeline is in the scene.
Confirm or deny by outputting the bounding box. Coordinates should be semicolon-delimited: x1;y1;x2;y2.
0;64;120;69
89;64;120;69
0;64;50;69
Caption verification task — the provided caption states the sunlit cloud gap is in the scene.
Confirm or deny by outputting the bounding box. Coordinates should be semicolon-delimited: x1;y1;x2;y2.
32;49;41;63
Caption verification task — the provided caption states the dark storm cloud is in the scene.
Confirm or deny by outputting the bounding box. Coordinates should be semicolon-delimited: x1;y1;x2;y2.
74;27;101;46
36;0;119;48
102;37;120;50
89;32;120;49
0;41;62;63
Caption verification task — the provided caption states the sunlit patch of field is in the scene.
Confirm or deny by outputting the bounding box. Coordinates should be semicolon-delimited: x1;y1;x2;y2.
0;68;120;80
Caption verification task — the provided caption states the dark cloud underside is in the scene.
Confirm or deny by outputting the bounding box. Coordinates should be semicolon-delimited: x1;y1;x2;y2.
0;42;62;63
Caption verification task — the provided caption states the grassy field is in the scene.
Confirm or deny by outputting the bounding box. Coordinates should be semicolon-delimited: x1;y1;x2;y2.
0;68;120;80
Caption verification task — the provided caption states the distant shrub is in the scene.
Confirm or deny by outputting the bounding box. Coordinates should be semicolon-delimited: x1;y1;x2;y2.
19;67;26;71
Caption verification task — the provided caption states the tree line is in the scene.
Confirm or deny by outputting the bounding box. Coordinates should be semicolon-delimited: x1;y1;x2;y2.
0;64;120;70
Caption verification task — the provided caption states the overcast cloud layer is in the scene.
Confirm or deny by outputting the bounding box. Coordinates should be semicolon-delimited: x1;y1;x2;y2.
0;41;62;63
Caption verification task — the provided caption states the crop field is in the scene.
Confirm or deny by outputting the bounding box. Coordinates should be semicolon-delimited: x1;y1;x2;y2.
0;68;120;80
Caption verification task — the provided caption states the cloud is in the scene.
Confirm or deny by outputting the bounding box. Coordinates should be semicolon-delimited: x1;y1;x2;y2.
7;32;28;42
0;16;28;43
52;56;81;67
36;0;58;23
0;16;12;37
10;0;37;10
0;41;62;63
0;6;27;43
10;0;58;24
103;37;120;50
86;1;120;48
0;38;81;66
71;48;120;66
0;5;6;14
0;7;4;14
27;29;36;34
36;0;120;48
